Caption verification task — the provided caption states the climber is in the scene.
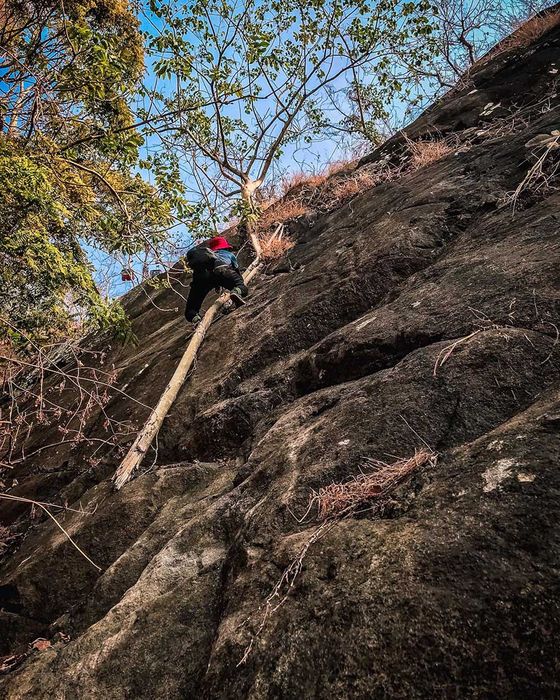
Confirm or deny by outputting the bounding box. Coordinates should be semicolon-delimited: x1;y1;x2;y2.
184;235;248;324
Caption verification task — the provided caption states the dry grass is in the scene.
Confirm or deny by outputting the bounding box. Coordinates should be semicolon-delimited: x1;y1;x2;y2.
280;171;326;194
254;138;451;237
320;138;452;211
258;225;295;261
477;11;560;66
257;160;395;233
503;11;560;50
321;159;357;178
254;157;369;233
279;160;354;198
323;168;386;207
313;138;452;212
257;199;311;232
311;448;437;520
407;138;453;169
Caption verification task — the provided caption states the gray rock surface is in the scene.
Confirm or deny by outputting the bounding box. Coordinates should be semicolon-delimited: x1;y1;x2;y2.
1;18;560;699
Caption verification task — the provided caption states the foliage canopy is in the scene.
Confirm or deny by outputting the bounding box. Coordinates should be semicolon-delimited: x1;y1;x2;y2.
141;0;435;228
0;0;184;345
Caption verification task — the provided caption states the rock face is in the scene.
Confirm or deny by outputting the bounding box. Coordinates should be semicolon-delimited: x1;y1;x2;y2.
2;21;560;700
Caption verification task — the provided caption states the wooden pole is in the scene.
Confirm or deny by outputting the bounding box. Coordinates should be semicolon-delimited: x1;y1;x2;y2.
112;239;262;490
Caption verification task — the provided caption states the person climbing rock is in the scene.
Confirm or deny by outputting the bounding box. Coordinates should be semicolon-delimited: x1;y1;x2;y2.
184;236;248;324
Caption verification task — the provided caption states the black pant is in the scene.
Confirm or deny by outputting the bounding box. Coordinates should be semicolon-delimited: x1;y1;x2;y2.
185;266;248;321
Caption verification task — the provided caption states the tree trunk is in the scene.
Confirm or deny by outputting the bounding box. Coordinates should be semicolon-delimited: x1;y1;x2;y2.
241;179;263;258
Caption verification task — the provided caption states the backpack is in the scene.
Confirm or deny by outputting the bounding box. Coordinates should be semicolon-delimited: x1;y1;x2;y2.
186;245;217;271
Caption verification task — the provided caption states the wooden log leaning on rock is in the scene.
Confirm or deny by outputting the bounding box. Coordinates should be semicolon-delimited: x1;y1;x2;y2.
112;235;263;490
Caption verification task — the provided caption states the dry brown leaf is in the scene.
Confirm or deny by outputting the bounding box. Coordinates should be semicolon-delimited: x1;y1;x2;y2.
30;638;51;652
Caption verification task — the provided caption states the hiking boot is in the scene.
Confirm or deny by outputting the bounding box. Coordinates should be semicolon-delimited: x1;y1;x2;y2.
230;287;246;307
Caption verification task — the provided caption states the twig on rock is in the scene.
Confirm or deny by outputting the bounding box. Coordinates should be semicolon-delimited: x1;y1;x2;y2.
433;330;482;377
0;493;101;571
